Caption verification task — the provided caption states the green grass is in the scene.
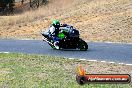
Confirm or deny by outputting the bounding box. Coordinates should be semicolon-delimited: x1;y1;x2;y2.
0;53;131;88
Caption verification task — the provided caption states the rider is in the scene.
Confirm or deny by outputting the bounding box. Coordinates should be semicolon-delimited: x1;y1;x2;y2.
48;20;61;49
48;20;76;49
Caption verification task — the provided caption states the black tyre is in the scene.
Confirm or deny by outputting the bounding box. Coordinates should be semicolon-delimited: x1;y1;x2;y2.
49;43;55;49
48;40;56;49
79;39;88;51
48;41;60;50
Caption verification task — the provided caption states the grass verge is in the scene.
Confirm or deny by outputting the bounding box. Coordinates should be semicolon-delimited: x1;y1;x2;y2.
0;53;131;88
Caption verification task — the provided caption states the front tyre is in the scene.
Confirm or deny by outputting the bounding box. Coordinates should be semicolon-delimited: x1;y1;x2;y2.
49;43;56;49
47;40;56;49
79;39;88;51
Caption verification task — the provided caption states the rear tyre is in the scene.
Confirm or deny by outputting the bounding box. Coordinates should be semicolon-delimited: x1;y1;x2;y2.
79;39;88;51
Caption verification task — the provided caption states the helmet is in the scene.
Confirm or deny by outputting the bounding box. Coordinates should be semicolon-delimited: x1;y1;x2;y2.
52;20;60;28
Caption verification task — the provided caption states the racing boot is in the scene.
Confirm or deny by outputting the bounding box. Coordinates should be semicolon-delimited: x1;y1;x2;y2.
54;41;59;49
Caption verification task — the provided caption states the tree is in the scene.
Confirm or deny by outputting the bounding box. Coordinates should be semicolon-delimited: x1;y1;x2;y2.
0;0;15;13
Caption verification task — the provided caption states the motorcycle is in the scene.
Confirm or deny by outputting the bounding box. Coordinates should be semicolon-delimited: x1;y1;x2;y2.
41;25;88;51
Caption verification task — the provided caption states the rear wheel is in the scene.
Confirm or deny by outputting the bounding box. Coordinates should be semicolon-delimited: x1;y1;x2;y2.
79;39;88;51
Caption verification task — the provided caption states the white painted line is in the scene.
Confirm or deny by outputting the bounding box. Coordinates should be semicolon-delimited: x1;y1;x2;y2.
3;52;9;53
87;60;97;62
101;61;106;62
91;41;132;45
68;58;75;60
79;59;86;61
126;64;132;66
119;63;124;65
0;51;131;65
69;58;132;66
0;52;10;53
109;62;115;64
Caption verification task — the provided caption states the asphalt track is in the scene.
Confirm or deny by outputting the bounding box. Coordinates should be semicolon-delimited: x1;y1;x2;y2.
0;40;132;64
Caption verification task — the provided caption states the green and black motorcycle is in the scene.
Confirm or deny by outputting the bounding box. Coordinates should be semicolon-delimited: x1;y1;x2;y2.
41;25;88;51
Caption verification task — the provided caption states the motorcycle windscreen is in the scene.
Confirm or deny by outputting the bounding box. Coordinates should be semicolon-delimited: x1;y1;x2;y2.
69;29;79;37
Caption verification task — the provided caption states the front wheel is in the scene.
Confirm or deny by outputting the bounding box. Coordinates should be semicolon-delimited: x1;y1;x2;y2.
49;43;56;49
78;39;88;51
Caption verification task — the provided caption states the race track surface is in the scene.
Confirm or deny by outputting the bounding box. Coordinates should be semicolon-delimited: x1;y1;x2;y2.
0;40;132;64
